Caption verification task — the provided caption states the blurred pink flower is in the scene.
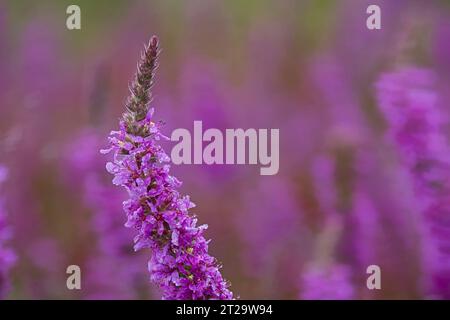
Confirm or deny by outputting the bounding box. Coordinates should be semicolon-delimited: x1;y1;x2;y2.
0;165;16;299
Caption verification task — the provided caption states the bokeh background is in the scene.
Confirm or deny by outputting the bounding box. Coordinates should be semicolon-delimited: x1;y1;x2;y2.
1;0;450;299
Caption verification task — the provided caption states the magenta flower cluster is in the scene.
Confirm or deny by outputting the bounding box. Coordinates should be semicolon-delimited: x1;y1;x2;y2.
102;36;233;300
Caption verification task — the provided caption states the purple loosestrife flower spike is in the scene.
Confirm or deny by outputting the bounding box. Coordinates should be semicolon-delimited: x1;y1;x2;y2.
102;36;233;300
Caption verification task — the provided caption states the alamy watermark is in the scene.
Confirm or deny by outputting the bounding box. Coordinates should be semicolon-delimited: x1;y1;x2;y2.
66;265;81;290
366;4;381;30
366;264;381;290
67;4;380;31
171;121;279;176
66;5;81;30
